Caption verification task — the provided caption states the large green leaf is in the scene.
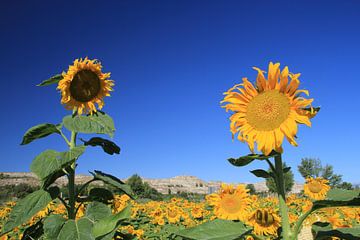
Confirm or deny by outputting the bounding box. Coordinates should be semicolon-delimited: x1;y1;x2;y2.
228;151;279;167
81;137;120;155
30;146;86;187
250;169;271;179
43;215;67;239
312;222;360;240
57;218;94;240
85;201;112;222
92;204;131;238
88;188;114;203
37;74;63;87
90;170;135;199
21;123;61;145
313;189;360;210
1;187;59;234
175;219;251;240
63;113;115;138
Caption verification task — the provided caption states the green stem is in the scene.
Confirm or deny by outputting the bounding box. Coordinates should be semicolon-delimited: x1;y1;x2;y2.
67;130;77;219
274;154;293;240
293;208;314;237
59;128;70;147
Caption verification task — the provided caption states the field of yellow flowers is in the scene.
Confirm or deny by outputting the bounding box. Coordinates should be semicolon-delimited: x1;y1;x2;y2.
1;183;359;240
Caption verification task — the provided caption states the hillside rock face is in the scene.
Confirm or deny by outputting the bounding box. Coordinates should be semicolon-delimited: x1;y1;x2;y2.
0;172;303;194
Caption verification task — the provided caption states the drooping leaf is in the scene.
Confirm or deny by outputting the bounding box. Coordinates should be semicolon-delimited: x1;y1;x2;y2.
57;218;94;240
250;169;271;179
90;170;135;199
2;187;59;234
43;215;67;239
81;137;120;155
92;204;131;238
283;166;291;173
63;113;115;138
30;146;86;187
85;201;112;222
21;123;61;145
88;188;114;203
228;151;280;167
175;219;251;240
312;222;360;240
37;74;63;87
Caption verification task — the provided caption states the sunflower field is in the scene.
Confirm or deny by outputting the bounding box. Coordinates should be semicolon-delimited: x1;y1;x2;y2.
0;59;359;240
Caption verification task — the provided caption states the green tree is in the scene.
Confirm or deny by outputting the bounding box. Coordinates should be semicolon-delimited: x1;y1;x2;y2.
266;162;294;193
126;174;163;200
298;158;343;188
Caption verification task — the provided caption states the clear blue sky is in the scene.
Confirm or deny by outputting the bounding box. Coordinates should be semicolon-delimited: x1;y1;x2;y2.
1;0;359;184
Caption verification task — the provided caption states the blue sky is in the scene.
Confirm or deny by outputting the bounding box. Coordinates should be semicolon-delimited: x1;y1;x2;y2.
1;0;359;184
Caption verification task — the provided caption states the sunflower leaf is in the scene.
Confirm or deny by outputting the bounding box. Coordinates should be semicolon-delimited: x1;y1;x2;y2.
283;166;291;173
63;113;115;138
250;169;271;179
1;187;59;235
30;146;86;188
174;219;252;240
37;74;63;87
312;222;360;240
21;123;61;145
80;137;120;155
90;170;135;199
228;151;280;167
57;218;95;240
312;189;360;210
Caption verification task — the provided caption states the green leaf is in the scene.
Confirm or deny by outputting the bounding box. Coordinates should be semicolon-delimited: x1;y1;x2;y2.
37;74;63;87
92;204;131;238
313;189;360;210
175;219;251;240
81;137;120;155
85;201;112;222
63;113;115;138
250;169;271;179
57;218;95;240
88;188;114;203
30;146;86;187
90;170;135;199
43;215;67;239
312;222;360;240
2;188;59;234
21;123;61;145
228;151;280;167
283;166;291;173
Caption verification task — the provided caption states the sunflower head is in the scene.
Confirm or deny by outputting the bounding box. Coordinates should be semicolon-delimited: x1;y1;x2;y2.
304;177;330;200
57;58;114;115
248;207;281;236
221;62;318;155
208;184;251;221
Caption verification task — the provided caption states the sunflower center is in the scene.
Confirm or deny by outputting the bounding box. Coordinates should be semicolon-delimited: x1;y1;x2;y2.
220;194;243;214
308;181;323;193
70;70;101;102
255;209;274;226
246;90;290;131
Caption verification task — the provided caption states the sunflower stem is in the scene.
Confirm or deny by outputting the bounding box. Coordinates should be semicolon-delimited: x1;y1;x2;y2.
67;130;77;220
59;128;71;147
274;154;293;240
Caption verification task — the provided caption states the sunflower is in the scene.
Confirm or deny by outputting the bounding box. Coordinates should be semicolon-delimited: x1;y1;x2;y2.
248;207;281;236
207;184;251;221
57;58;114;115
221;62;317;155
304;177;330;200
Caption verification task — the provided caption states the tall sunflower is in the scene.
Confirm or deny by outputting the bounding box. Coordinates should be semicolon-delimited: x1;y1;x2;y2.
304;177;330;200
221;62;317;155
206;184;251;221
57;58;114;115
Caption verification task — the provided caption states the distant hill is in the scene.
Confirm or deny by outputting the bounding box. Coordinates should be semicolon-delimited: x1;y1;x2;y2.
0;172;304;194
